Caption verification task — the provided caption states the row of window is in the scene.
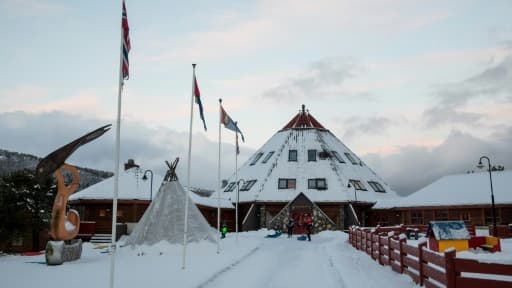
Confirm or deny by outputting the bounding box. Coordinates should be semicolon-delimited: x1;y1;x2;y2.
224;180;258;192
349;179;386;193
223;177;386;193
250;149;362;166
277;178;327;190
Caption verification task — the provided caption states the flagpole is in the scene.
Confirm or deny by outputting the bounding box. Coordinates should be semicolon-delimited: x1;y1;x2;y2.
109;1;126;287
182;64;196;270
216;98;222;254
235;125;239;243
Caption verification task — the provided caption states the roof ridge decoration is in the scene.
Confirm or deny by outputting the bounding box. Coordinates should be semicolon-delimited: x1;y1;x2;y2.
281;104;326;131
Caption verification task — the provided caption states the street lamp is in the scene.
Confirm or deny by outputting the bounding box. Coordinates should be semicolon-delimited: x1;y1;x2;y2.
477;156;498;237
236;179;246;240
142;169;154;201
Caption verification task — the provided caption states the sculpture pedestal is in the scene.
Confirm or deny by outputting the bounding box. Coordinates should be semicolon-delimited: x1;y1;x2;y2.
45;239;83;265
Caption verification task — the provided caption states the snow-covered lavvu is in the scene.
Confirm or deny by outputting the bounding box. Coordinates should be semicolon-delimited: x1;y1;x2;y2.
0;230;510;288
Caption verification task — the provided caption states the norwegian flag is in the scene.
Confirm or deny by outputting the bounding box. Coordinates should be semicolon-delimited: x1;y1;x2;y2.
121;0;131;80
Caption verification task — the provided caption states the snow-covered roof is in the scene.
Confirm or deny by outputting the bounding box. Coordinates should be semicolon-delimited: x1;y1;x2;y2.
375;170;512;209
213;106;400;204
428;221;471;240
69;170;160;201
69;170;234;209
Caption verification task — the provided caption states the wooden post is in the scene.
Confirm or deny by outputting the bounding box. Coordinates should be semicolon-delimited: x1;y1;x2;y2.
418;241;426;286
444;248;456;288
399;237;406;274
376;234;381;264
387;234;392;267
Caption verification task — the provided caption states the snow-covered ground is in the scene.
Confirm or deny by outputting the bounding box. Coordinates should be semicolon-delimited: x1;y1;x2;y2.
1;230;510;288
1;230;418;288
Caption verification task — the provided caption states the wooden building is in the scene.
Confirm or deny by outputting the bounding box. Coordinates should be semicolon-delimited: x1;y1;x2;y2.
368;170;512;237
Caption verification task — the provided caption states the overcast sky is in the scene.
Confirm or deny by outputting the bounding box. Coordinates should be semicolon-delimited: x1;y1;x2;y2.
1;0;511;195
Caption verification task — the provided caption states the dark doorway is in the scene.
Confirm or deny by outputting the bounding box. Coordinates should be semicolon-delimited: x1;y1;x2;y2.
291;210;311;234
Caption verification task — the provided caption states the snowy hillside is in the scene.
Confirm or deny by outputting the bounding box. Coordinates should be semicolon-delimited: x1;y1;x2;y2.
0;149;112;191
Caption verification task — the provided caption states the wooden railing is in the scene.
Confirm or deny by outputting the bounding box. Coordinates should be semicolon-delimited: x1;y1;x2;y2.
348;226;512;288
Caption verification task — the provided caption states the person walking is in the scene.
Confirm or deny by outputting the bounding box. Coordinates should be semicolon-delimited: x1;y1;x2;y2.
304;213;313;241
221;223;228;239
286;216;295;238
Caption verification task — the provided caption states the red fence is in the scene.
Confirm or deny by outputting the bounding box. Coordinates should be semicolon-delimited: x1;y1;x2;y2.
349;226;512;288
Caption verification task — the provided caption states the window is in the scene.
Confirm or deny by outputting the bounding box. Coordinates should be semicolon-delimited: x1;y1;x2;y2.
376;214;389;226
288;150;298;162
318;150;330;159
224;182;236;192
332;151;345;163
261;151;275;163
484;209;501;225
368;181;386;193
240;180;257;191
344;153;359;165
411;211;424;224
278;178;296;189
308;149;317;161
461;212;471;223
11;235;23;246
250;152;264;165
349;179;367;191
308;178;327;190
435;210;448;221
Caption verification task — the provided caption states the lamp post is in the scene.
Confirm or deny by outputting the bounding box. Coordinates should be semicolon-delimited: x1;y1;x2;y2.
477;156;498;237
236;179;246;241
142;169;154;201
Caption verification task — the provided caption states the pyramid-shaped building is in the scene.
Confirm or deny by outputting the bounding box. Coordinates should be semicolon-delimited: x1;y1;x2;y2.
214;105;400;232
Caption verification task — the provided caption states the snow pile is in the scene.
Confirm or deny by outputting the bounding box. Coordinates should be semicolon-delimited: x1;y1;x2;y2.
124;180;216;246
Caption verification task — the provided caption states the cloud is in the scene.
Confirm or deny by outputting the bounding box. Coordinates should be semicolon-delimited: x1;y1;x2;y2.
341;116;392;140
363;128;512;196
2;0;67;17
424;56;512;127
262;58;360;102
0;111;253;190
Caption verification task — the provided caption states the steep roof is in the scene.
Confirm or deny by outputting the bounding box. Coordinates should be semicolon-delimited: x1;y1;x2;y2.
281;105;326;131
216;105;400;204
375;170;512;209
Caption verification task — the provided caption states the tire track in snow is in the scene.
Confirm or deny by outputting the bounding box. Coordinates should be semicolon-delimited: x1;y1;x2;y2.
196;246;261;288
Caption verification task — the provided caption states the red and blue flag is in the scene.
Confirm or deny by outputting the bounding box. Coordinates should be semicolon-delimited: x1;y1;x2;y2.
121;0;130;80
221;105;244;142
194;74;207;131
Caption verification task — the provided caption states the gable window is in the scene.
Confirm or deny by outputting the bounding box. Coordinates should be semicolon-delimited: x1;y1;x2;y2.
344;153;359;165
288;150;298;162
261;151;275;163
308;178;327;190
368;181;386;193
240;180;257;191
349;179;367;191
308;149;317;161
278;178;296;189
224;182;236;192
250;152;264;165
332;151;345;163
411;211;423;224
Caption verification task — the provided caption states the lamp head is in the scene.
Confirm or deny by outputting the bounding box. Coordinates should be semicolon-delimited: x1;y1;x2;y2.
142;174;148;181
347;183;352;188
477;161;485;169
